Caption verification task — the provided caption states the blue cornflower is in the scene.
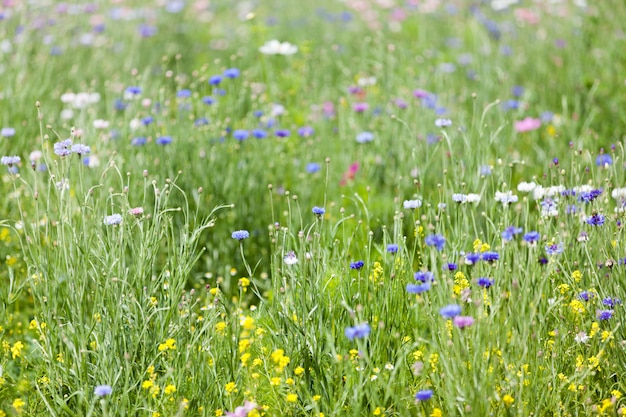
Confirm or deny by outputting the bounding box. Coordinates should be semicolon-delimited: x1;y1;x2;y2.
597;310;613;321
443;263;457;271
208;75;223;85
407;282;431;294
312;206;325;216
439;304;462;319
114;99;127;111
501;226;523;242
350;261;364;270
545;243;564;256
477;277;494;288
596;154;613;166
345;323;371;340
602;297;622;307
511;86;524;97
1;156;20;166
131;137;147;146
297;126;314;137
176;89;191;98
586;213;605;226
71;144;91;155
94;385;112;396
232;230;250;241
387;244;399;254
54;139;73;156
125;86;142;96
425;234;446;251
306;162;321;173
415;389;433;401
578;291;592;302
503;99;520;110
194;117;209;127
1;127;15;137
233;130;249;140
156;136;172;145
142;116;154;126
465;252;480;265
104;214;122;226
223;68;240;78
356;131;374;143
275;129;290;138
253;110;263;118
481;251;499;262
252;129;267;139
579;189;602;203
202;96;215;105
523;231;540;244
414;271;434;283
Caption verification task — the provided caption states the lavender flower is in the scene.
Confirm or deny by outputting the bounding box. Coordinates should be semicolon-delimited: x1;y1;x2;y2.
71;144;91;155
387;244;399;254
464;252;480;265
403;199;422;209
477;277;494;288
597;310;613;321
523;231;540;245
1;156;20;166
439;304;462;319
501;226;523;242
586;213;605;226
104;214;122;226
435;118;452;128
425;234;446;251
94;385;112;396
545;243;564;256
54;139;73;156
453;316;475;328
414;271;434;282
345;323;371;340
312;206;325;216
407;282;431;294
232;230;250;240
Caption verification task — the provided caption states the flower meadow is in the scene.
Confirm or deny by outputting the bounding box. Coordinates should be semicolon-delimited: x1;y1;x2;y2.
1;0;626;416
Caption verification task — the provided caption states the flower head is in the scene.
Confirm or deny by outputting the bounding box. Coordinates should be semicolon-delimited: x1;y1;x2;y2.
501;226;523;242
435;118;452;128
312;206;325;216
71;144;91;155
259;40;298;55
224;68;240;79
453;315;475;329
407;282;431;294
403;199;422;209
425;234;446;251
356;131;374;143
597;310;613;321
387;244;399;254
514;117;541;132
477;277;494;288
232;230;250;241
414;271;434;282
283;251;298;265
104;214;122;226
350;261;365;270
415;389;433;401
94;385;112;396
586;213;605;226
439;304;462;319
1;156;20;166
345;323;371;340
54;139;73;156
523;231;540;245
156;136;172;145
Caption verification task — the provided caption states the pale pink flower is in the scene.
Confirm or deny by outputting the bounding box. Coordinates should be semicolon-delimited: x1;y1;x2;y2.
514;117;541;132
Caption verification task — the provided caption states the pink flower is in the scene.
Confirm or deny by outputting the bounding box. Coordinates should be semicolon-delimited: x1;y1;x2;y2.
453;315;475;329
340;162;360;186
128;207;144;216
514;117;541;132
226;401;257;417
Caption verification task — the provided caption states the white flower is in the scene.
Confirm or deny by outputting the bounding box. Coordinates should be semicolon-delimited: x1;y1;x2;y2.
517;181;536;192
491;0;519;11
403;199;422;210
494;191;518;206
129;118;142;130
466;193;481;203
60;109;74;120
612;188;626;200
93;119;110;129
574;332;590;343
259;40;298;56
357;76;377;87
284;251;298;265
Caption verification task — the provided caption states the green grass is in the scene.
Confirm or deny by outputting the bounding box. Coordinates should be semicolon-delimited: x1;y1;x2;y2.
1;0;626;416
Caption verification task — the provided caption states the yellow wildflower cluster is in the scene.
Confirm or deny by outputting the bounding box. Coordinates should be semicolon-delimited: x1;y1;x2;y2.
238;277;250;292
271;349;290;372
453;271;469;296
473;239;490;253
369;262;384;284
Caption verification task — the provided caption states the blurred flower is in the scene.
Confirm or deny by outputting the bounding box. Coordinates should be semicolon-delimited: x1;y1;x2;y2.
453;316;474;328
104;214;122;226
435;118;452;128
233;130;249;140
312;206;325;216
232;230;250;240
523;231;540;245
495;191;518;206
586;213;605;226
156;136;173;145
1;127;15;137
545;242;564;256
71;144;90;155
439;304;462;318
284;251;298;265
209;75;223;85
597;310;613;320
345;323;371;340
414;271;434;282
407;282;431;294
94;385;112;396
514;117;541;132
425;234;445;251
596;154;612;166
225;401;257;417
403;199;422;209
1;156;20;166
356;131;374;143
54;139;73;156
481;251;499;262
297;126;314;137
477;277;494;288
415;389;433;401
306;162;321;173
501;226;523;242
350;261;365;270
224;68;240;78
259;40;298;55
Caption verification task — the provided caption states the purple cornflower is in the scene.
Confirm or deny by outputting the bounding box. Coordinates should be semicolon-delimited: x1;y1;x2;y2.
387;244;399;254
511;86;524;97
578;291;593;302
54;139;73;156
312;206;325;216
353;102;369;112
464;252;480;265
194;117;209;127
356;131;374;143
501;226;523;242
125;86;142;96
477;277;494;288
523;231;540;245
481;251;499;262
414;271;434;283
407;282;431;294
545;243;564;256
131;137;147;146
275;129;290;138
297;126;314;137
453;315;475;329
425;234;446;251
208;75;223;85
350;261;364;270
233;130;249;140
439;304;462;319
202;96;215;105
415;389;433;401
156;136;172;145
232;230;250;241
223;68;240;78
345;323;371;340
104;214;122;226
176;89;191;98
94;385;112;396
252;129;267;139
71;144;90;155
596;154;613;166
306;163;321;173
1;156;20;166
579;189;602;203
443;263;457;271
586;213;605;226
602;297;622;307
597;310;613;321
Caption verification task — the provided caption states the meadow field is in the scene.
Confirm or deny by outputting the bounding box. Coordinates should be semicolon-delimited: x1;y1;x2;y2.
1;0;626;415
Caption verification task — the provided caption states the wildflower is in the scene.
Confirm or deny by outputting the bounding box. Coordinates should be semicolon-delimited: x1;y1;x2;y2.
407;282;431;294
545;243;564;256
312;206;325;216
514;117;541;132
586;213;605;226
297;126;314;137
439;304;462;319
574;332;590;343
501;226;523;242
1;127;15;137
131;137;147;146
602;297;621;307
597;310;613;320
494;191;518;206
202;96;215;105
94;385;112;396
232;230;250;241
233;130;249;140
12;398;25;413
453;316;475;328
481;251;499;262
387;244;399;254
156;136;172;145
252;129;267;139
286;393;298;403
71;144;90;155
353;102;369;112
350;261;365;270
523;231;540;245
158;338;177;351
579;189;602;203
403;199;422;209
283;251;298;265
225;401;256;417
11;341;24;359
477;277;494;288
435;118;452;128
502;394;515;406
414;271;434;282
209;75;223;85
93;119;110;129
425;234;445;251
356;131;374;143
54;139;73;156
345;323;371;340
224;68;240;78
444;263;457;271
415;389;433;401
464;252;480;265
517;181;537;192
129;207;144;216
224;382;237;394
1;156;20;167
596;154;613;166
104;214;122;226
259;40;298;55
306;162;321;173
164;384;176;395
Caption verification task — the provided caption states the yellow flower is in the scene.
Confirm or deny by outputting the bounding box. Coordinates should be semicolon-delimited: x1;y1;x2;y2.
569;300;585;314
240;316;255;330
270;377;281;386
502;394;514;407
572;270;582;282
601;331;613;342
142;380;154;390
239;277;250;288
11;341;24;359
430;408;442;417
312;395;321;402
557;283;569;294
286;393;298;403
373;407;382;415
241;353;251;366
164;384;176;395
294;366;304;376
215;409;223;416
285;378;294;385
215;321;227;333
612;390;622;399
12;398;25;414
158;338;176;351
152;413;161;417
225;382;237;394
239;339;251;353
